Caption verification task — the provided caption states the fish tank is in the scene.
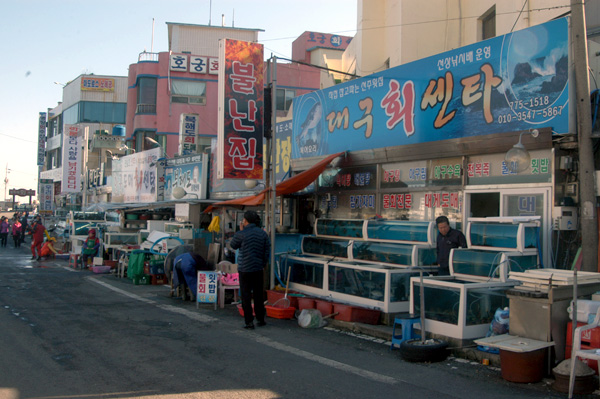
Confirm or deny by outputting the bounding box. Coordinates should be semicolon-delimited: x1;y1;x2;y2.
301;236;351;258
352;241;437;267
72;221;102;237
104;232;141;248
365;220;436;245
466;220;539;252
410;276;514;340
449;249;539;282
284;253;422;312
315;219;365;239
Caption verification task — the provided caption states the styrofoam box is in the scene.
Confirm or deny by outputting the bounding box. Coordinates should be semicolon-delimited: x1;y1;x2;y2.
569;300;600;323
93;257;104;266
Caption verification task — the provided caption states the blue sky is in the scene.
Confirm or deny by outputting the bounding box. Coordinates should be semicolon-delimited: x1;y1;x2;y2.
0;0;356;200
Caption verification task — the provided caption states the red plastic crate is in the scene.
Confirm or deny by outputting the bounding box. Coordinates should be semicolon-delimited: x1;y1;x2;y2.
151;274;167;285
333;303;381;325
566;321;600;348
297;297;316;311
315;299;334;317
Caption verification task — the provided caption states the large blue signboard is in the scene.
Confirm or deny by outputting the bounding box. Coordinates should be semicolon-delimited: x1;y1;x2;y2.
292;18;569;159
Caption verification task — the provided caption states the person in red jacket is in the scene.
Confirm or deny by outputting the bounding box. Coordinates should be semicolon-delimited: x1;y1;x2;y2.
30;218;48;261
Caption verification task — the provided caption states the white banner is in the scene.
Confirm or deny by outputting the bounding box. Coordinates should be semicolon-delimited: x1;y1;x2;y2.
111;148;161;203
61;125;82;193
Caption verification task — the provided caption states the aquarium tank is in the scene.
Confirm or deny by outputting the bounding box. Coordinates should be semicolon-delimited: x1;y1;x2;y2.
302;237;350;258
315;219;365;238
469;223;537;249
286;257;324;289
352;241;414;265
366;220;432;243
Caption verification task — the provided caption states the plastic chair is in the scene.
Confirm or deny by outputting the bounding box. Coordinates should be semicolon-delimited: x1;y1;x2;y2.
215;261;239;310
569;307;600;398
390;314;421;350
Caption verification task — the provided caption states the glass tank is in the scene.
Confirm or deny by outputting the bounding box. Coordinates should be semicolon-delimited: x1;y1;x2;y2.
469;223;537;250
366;220;433;244
352;241;414;265
72;221;101;236
71;211;104;221
451;249;507;279
315;219;364;238
302;237;350;258
287;257;325;289
164;222;193;234
413;283;509;326
508;254;539;272
105;233;140;246
415;246;437;266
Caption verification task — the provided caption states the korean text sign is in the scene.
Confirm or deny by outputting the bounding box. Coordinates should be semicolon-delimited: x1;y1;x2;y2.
110;148;161;203
197;271;218;304
292;18;569;159
217;39;264;179
179;113;199;156
39;179;54;215
61;125;81;194
37;112;46;166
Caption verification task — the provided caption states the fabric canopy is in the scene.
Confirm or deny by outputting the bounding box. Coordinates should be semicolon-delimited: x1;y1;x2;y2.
204;151;345;213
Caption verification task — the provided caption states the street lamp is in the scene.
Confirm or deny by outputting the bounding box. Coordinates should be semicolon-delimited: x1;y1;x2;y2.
119;145;135;154
145;137;166;157
172;186;198;199
504;129;539;173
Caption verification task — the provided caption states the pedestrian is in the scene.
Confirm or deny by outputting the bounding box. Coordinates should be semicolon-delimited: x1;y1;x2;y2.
30;218;48;261
81;228;100;268
229;210;270;329
20;211;29;244
435;215;467;276
12;217;22;248
0;217;9;248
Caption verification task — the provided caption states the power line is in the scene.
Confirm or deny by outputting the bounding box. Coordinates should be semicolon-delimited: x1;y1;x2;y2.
0;133;37;144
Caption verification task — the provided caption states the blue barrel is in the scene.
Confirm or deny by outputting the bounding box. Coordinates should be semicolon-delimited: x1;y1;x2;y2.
112;125;126;136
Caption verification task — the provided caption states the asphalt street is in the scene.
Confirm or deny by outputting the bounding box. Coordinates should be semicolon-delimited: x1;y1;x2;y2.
0;242;585;399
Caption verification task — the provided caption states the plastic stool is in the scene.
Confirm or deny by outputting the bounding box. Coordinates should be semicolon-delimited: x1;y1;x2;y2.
390;314;421;350
68;254;80;269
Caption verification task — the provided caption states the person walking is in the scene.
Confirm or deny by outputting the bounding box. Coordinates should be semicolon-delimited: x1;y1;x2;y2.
435;215;467;276
11;217;22;248
30;218;48;261
20;212;29;244
229;210;270;330
0;217;9;248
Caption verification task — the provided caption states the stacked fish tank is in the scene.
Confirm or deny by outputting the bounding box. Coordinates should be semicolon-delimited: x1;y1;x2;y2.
409;217;540;340
283;219;437;313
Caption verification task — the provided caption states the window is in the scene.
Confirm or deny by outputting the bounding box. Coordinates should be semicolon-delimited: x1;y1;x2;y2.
136;77;157;114
481;7;496;40
135;130;166;153
171;80;206;105
63;102;126;124
276;88;295;112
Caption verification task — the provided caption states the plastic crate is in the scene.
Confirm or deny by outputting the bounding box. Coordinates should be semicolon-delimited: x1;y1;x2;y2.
265;305;296;319
267;289;300;309
315;299;334;317
151;274;167;285
567;321;600;348
150;264;165;275
333;303;381;325
297;297;316;311
91;265;111;274
133;275;151;285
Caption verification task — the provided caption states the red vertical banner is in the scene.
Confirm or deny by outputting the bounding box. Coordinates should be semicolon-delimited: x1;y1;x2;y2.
217;39;264;179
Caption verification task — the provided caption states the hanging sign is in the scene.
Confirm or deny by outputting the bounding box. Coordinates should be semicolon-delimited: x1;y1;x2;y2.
61;125;82;193
217;39;264;180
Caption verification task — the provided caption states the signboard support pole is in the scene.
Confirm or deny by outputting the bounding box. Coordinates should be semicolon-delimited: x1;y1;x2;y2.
571;0;598;272
270;57;277;290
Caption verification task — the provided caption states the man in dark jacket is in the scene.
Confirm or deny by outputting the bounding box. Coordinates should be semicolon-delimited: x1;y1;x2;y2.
230;210;270;329
435;215;467;276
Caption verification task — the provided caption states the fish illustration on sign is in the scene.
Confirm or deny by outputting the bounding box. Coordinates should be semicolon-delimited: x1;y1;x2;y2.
295;102;323;154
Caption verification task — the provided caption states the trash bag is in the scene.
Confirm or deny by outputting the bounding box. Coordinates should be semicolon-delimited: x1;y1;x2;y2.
477;307;509;354
297;309;327;328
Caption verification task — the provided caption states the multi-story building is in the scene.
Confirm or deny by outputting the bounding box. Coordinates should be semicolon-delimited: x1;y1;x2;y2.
41;74;128;213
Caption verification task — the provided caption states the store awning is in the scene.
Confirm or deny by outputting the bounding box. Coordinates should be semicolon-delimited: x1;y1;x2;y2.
204;151;346;213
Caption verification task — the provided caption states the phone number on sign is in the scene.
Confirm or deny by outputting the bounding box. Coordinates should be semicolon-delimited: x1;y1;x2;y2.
497;105;564;124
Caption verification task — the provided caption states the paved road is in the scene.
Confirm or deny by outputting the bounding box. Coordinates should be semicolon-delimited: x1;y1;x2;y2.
0;244;570;398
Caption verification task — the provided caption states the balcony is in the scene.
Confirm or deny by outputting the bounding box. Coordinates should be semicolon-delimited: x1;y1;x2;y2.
138;52;159;62
136;104;156;114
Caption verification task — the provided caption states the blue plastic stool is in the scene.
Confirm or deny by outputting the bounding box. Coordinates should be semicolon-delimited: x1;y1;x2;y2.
390;314;421;350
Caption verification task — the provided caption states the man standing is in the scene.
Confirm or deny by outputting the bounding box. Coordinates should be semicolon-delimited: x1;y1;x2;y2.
435;215;467;276
230;210;270;329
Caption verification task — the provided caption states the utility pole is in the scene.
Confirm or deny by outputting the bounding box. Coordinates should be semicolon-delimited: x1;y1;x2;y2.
571;0;598;272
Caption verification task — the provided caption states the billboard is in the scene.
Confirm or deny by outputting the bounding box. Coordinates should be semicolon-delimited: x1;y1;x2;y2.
37;112;46;166
61;125;82;193
39;179;54;216
292;17;570;159
164;153;208;200
179;113;199;156
111;148;161;203
217;39;264;180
